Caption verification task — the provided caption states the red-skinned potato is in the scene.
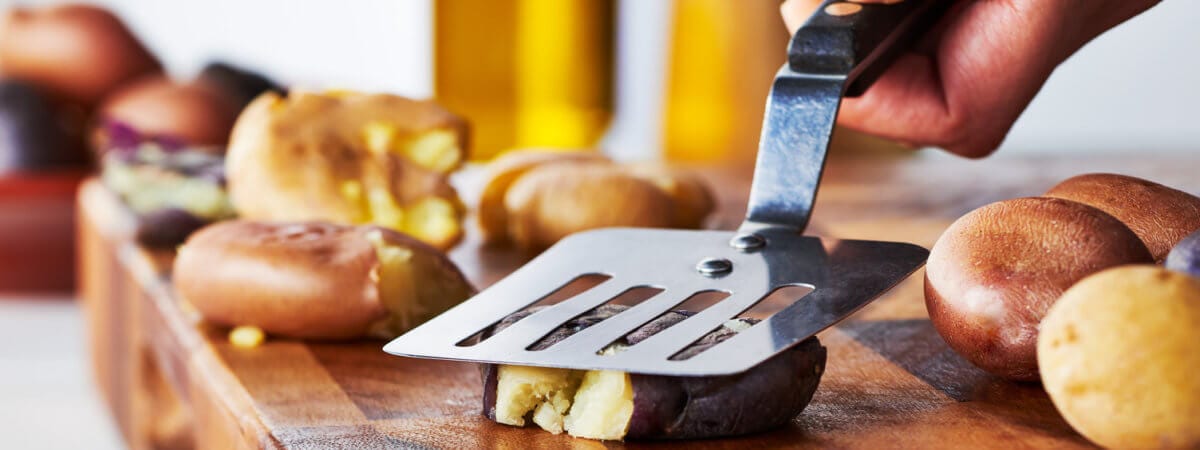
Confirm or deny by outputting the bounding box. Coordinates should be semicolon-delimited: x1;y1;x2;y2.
97;75;242;148
0;4;161;109
924;197;1152;381
1044;173;1200;262
481;305;826;440
174;221;474;340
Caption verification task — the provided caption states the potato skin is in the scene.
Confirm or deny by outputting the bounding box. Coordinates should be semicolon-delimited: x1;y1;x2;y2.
627;338;824;439
482;305;826;439
176;221;386;339
98;75;242;147
0;79;88;170
925;197;1152;381
1038;266;1200;449
625;162;715;229
0;4;161;109
478;152;714;251
226;91;468;250
197;62;284;110
135;208;209;248
504;163;677;252
1045;173;1200;262
477;150;610;243
174;221;471;340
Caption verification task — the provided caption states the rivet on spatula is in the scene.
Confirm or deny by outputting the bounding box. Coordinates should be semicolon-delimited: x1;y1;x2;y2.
730;233;766;251
696;258;733;277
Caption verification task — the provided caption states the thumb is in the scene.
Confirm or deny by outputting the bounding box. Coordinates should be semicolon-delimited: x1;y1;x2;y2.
780;0;823;33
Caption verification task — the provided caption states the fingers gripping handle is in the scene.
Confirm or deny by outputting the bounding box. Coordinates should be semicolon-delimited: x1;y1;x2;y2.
742;0;948;233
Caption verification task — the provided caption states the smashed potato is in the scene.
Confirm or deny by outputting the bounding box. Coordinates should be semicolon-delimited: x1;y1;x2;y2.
481;306;826;441
226;91;468;249
174;221;475;340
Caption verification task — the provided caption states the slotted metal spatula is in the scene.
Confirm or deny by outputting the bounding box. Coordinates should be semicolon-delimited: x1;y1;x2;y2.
385;0;947;376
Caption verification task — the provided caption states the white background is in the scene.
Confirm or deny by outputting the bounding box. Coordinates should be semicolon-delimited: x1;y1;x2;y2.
8;0;1198;155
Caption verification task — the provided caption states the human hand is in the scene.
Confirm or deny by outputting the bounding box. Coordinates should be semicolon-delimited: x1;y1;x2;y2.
781;0;1161;157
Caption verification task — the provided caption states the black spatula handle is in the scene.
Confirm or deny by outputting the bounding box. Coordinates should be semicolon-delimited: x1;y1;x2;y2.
788;0;951;97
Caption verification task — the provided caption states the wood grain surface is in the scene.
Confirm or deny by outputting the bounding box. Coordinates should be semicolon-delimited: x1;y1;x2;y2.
79;153;1200;449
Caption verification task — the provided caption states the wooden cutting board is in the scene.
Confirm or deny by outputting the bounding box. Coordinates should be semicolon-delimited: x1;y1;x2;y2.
78;154;1200;450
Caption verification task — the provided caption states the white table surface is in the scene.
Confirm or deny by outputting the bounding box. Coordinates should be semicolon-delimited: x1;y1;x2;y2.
0;296;123;450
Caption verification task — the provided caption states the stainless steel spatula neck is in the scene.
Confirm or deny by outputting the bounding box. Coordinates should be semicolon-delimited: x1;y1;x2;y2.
741;67;845;235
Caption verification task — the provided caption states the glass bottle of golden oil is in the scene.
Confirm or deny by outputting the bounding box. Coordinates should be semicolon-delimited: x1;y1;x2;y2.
661;0;909;164
662;0;787;165
435;0;614;161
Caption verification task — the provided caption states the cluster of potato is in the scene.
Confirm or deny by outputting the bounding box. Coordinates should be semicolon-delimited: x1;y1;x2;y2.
0;4;160;170
0;4;277;163
925;173;1200;448
0;4;296;250
178;103;717;343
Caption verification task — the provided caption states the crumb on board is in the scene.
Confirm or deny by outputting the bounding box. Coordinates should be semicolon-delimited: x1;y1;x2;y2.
229;325;265;348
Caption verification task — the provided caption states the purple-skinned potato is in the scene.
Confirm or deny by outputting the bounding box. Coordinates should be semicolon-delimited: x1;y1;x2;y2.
480;305;826;440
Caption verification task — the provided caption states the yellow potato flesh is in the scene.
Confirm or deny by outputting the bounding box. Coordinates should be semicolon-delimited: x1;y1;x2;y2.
563;370;634;440
364;230;472;337
495;365;634;440
495;366;581;430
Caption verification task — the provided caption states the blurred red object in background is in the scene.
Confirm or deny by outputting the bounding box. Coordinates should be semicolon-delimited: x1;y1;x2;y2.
0;170;86;293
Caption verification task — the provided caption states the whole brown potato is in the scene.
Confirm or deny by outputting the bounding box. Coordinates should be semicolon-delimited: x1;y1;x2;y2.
174;221;474;340
1045;173;1200;262
479;152;715;251
924;197;1152;381
477;150;610;243
1039;266;1200;449
98;75;242;147
504;162;676;252
625;162;715;229
0;4;161;109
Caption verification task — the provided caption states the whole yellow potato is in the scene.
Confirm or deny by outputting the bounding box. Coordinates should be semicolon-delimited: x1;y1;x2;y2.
1038;266;1200;449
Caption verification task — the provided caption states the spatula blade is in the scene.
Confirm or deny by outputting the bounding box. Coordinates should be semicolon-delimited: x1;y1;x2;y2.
384;228;926;376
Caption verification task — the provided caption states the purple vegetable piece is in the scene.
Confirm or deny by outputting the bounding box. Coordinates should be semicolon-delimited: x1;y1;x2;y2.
102;119;144;153
1166;229;1200;278
0;80;88;171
